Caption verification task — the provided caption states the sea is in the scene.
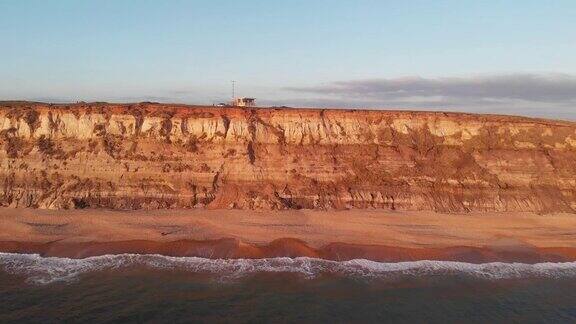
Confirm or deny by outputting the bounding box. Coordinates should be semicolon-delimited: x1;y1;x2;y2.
2;253;576;323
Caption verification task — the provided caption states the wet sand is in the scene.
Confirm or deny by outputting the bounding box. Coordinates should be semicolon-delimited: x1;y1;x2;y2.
1;208;576;263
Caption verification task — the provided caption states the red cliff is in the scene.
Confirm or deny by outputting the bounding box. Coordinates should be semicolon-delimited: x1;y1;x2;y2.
1;101;575;213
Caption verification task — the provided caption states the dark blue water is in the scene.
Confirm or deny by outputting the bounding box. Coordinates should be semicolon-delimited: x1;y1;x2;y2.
2;253;576;323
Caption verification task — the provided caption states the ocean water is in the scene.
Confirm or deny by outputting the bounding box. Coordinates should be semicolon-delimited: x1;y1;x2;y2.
2;254;576;323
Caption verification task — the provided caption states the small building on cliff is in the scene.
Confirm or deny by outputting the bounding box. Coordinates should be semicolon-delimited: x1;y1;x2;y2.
232;97;256;107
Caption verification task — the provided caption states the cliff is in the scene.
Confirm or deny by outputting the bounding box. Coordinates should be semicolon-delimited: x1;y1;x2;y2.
1;101;575;213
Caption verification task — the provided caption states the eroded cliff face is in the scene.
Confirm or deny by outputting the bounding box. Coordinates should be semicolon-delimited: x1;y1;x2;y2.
1;101;575;213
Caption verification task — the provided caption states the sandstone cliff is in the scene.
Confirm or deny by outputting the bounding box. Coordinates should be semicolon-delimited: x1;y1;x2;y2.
1;101;575;213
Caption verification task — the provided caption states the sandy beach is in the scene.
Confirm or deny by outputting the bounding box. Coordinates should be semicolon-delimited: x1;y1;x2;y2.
1;208;576;263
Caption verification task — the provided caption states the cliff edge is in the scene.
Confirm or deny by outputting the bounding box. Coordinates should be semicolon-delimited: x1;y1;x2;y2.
1;101;575;213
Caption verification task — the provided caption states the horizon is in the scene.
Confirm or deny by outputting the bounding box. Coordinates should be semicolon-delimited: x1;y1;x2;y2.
3;100;574;123
1;0;576;120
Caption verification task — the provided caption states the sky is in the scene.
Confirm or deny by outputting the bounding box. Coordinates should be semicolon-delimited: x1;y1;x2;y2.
1;0;575;119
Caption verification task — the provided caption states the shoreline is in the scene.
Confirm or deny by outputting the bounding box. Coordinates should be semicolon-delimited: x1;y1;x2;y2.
2;239;576;264
2;208;576;263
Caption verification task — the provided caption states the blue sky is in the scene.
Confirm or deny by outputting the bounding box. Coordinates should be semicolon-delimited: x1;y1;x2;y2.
1;0;576;119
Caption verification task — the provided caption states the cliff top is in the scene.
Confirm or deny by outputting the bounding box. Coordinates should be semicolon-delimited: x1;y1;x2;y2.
1;100;574;127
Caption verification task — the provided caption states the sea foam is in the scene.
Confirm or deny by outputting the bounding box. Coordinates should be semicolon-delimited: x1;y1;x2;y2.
2;253;576;285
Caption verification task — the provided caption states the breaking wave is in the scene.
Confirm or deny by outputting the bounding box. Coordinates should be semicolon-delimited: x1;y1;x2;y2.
2;253;576;285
